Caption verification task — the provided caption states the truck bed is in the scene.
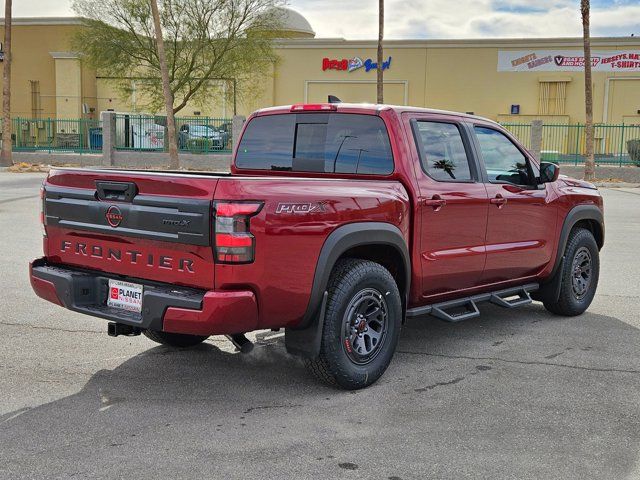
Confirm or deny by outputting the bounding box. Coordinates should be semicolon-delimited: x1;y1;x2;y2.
41;167;411;330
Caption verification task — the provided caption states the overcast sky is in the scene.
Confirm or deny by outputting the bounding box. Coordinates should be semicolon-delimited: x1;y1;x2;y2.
9;0;640;39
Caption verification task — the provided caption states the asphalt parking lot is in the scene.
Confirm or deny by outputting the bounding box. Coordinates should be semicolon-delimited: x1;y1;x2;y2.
1;171;639;480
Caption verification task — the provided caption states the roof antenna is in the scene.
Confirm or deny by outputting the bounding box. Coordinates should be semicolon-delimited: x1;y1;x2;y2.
328;95;342;104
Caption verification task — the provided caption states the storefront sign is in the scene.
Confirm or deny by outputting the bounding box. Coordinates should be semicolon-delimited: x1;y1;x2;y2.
322;56;392;73
498;50;640;72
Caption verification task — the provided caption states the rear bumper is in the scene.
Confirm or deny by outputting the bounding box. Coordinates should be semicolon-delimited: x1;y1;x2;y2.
29;258;258;336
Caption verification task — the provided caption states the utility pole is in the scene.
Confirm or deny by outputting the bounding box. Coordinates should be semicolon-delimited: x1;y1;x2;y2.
1;0;13;167
377;0;384;104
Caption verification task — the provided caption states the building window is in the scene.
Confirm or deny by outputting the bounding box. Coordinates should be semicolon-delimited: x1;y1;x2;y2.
538;80;568;115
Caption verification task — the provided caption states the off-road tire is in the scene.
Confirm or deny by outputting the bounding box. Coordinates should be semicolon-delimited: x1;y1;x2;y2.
543;227;599;316
305;258;402;389
143;329;209;348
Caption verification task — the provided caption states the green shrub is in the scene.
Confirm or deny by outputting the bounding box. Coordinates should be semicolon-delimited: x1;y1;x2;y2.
186;137;213;153
627;139;640;167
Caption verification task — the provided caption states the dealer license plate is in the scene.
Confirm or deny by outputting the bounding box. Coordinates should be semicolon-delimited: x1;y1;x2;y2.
107;279;143;313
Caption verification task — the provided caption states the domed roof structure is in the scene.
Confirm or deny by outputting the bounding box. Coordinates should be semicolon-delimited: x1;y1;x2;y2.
271;7;315;38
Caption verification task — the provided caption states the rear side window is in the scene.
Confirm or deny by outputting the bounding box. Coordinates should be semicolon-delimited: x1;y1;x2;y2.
236;113;394;175
413;121;473;182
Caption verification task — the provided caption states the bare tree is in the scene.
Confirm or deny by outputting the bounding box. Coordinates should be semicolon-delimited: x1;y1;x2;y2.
73;0;282;116
149;0;179;169
376;0;384;104
581;0;595;181
0;0;12;167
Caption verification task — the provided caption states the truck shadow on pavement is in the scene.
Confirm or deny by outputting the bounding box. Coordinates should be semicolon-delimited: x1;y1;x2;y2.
2;304;640;479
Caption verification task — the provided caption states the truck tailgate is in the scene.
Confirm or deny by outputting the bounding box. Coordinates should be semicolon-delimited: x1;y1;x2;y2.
43;169;222;290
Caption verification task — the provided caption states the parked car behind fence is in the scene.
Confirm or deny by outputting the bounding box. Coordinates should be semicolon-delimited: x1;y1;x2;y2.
114;114;232;153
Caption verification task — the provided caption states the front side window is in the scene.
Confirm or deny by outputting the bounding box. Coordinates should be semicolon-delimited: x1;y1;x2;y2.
413;121;473;182
474;127;533;186
236;113;393;174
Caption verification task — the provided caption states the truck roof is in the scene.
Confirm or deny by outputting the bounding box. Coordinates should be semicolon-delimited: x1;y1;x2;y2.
254;103;498;125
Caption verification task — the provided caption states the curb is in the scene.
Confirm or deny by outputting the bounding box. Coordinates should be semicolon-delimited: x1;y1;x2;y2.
594;182;640;188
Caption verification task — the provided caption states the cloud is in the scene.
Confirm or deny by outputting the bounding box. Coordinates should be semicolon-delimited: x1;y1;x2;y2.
290;0;640;39
12;0;74;16
9;0;640;39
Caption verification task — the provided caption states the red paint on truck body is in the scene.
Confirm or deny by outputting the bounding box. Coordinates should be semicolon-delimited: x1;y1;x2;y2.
213;176;410;329
31;103;603;336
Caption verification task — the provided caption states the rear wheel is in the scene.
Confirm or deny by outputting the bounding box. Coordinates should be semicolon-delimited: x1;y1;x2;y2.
143;329;209;348
543;227;599;316
305;258;402;390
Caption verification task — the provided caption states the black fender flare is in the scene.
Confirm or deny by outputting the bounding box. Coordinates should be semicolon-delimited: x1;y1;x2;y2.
285;222;411;358
535;203;604;303
549;204;604;279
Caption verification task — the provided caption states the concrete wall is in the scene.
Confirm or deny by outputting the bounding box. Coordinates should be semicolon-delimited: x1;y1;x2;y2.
561;165;640;182
111;151;231;171
0;20;97;118
2;19;640;124
271;37;640;124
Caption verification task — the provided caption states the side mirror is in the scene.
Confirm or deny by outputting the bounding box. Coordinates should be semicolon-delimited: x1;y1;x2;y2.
539;162;560;184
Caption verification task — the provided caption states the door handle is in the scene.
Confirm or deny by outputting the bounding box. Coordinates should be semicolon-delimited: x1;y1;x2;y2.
490;194;507;208
422;195;446;211
96;181;138;202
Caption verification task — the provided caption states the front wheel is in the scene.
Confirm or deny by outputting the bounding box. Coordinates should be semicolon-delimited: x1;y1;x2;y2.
305;258;402;390
543;227;600;316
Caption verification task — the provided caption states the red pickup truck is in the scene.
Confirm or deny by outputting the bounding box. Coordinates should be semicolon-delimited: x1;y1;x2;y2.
30;103;604;389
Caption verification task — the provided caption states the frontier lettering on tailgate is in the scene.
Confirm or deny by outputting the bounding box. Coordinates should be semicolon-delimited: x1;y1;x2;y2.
60;240;195;273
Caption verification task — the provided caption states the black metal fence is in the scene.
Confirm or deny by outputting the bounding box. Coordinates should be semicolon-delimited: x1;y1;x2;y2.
11;118;102;154
114;114;232;154
502;123;640;166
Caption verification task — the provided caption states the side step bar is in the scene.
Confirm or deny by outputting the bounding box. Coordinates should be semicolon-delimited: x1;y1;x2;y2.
406;283;538;323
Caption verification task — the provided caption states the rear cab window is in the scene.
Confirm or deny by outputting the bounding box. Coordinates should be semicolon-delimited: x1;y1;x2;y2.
235;113;394;175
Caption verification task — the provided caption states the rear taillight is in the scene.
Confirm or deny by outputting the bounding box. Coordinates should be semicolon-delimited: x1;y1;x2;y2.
214;201;263;263
40;184;46;237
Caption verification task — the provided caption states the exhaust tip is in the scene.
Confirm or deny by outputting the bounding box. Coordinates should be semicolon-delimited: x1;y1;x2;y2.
226;333;254;354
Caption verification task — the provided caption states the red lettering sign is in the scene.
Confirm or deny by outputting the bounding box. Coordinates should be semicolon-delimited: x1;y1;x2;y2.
322;57;348;71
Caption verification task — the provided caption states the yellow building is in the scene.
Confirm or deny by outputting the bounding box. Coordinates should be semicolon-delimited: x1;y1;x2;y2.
1;9;639;124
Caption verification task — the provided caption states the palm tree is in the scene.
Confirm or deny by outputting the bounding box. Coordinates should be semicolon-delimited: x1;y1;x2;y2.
1;0;12;167
150;0;179;169
376;0;384;104
433;159;456;179
581;0;595;181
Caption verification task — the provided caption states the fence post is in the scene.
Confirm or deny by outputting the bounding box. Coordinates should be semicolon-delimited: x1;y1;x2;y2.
530;120;543;162
101;111;116;166
575;125;581;166
619;124;625;167
232;115;246;152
